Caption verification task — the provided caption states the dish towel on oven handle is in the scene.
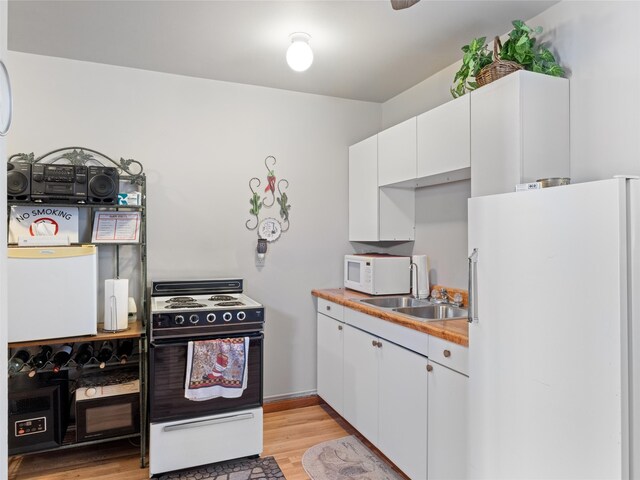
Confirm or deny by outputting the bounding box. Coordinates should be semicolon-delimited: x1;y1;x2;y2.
184;337;249;401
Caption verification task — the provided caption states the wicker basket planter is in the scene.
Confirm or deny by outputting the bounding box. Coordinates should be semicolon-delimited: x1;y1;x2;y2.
476;37;523;87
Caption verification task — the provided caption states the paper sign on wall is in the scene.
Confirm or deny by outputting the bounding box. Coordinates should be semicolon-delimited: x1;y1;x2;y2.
91;211;141;243
8;206;79;244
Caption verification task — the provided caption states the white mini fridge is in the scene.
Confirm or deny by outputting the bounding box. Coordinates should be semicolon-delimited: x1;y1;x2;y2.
8;245;98;342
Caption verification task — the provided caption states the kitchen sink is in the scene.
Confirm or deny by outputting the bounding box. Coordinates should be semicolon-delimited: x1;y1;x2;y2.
394;305;468;321
360;296;431;309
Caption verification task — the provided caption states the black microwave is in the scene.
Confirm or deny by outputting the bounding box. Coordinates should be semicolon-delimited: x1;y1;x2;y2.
8;372;69;455
74;371;140;443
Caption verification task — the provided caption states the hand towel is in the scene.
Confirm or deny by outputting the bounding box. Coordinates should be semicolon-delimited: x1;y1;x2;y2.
184;337;249;401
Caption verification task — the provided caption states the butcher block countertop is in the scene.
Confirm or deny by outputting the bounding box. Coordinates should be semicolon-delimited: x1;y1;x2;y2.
312;287;469;347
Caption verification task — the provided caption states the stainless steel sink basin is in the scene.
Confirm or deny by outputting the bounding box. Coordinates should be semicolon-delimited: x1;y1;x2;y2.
360;296;431;309
394;305;468;321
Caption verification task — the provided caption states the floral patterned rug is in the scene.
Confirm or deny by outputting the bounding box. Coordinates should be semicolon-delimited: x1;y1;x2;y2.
302;436;404;480
156;455;284;480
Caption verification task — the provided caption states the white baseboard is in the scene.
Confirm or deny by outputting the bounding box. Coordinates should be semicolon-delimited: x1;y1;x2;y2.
264;389;317;403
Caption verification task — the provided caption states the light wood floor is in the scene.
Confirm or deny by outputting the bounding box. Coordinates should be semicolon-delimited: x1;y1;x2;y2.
8;403;404;480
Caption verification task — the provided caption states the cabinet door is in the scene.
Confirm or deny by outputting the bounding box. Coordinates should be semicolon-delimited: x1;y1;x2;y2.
349;135;379;241
427;361;468;480
317;313;344;415
378;339;428;480
343;324;379;444
417;95;470;178
378;117;416;186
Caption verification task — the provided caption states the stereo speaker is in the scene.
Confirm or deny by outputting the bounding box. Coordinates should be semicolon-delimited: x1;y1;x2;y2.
88;166;119;204
7;162;31;202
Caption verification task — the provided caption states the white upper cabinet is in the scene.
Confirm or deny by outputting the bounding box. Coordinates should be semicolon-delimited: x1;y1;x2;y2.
377;117;417;186
349;135;379;241
349;134;414;242
417;95;470;185
470;70;569;197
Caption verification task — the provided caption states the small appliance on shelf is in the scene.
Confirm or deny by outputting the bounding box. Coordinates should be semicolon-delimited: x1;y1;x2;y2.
344;253;410;295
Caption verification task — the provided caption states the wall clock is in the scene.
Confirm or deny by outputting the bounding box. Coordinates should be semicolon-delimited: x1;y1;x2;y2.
258;217;282;242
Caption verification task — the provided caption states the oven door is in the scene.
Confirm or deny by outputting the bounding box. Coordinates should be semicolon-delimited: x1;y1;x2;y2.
150;332;263;423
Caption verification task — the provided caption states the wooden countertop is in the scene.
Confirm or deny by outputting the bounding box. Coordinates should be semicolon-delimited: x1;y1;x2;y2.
312;288;468;347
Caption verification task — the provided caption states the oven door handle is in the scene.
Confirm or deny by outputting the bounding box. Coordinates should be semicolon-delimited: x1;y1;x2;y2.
163;412;255;432
151;332;264;348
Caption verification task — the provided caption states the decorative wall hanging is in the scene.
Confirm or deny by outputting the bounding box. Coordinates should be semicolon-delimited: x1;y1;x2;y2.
246;156;291;258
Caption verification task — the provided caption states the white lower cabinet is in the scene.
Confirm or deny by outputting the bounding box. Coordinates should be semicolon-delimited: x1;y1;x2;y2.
317;312;344;415
343;324;379;444
316;305;468;479
427;360;468;480
378;337;428;480
343;324;428;479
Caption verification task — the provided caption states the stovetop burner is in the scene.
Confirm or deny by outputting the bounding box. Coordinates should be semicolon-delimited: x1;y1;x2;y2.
215;301;244;307
164;303;207;309
209;295;236;301
166;296;197;303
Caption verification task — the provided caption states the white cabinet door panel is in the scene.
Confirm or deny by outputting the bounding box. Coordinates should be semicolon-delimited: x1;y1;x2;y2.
378;117;416;186
349;135;378;241
378;339;428;480
427;361;467;480
343;324;379;444
417;95;470;178
317;313;344;415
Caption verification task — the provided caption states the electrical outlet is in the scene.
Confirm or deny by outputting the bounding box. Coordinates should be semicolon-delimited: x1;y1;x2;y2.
255;253;265;267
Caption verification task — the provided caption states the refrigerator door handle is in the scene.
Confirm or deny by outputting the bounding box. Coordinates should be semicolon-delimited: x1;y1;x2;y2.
468;248;478;323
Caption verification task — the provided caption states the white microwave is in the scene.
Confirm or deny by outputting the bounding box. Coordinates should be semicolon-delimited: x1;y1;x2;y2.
344;254;410;295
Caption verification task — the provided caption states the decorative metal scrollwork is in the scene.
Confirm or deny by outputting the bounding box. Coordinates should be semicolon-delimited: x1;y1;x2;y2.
245;155;292;235
8;147;145;185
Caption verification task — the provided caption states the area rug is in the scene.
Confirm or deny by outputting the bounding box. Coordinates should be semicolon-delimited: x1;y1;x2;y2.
302;436;404;480
156;455;284;480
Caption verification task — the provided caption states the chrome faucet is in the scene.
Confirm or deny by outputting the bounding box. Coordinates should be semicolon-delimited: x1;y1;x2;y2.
431;288;463;307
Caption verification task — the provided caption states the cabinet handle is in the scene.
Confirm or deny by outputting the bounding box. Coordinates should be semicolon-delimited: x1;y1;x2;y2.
426;364;433;372
326;305;331;311
468;248;479;323
338;325;343;331
443;349;451;358
372;340;377;347
377;341;382;348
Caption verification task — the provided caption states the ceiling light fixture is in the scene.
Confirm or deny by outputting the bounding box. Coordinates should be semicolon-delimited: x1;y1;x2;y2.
286;32;313;72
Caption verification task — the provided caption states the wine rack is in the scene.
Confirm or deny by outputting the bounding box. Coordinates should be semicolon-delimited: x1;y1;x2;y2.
8;340;139;377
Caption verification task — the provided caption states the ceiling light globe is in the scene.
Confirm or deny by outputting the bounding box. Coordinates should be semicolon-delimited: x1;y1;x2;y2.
286;33;313;72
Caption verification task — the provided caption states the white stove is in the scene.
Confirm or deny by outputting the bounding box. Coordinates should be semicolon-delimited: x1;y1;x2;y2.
150;280;264;339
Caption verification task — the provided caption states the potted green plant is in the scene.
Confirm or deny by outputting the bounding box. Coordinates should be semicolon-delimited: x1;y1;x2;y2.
450;37;493;98
451;20;565;98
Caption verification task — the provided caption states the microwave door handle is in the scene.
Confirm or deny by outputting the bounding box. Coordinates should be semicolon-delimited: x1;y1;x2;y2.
163;412;255;432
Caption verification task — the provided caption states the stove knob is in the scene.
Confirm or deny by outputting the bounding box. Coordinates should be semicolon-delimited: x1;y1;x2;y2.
237;311;246;321
223;312;232;322
175;315;185;325
189;314;199;324
206;313;216;323
85;387;97;397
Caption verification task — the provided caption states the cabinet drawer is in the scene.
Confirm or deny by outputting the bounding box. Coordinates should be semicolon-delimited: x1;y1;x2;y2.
318;299;344;321
429;335;468;376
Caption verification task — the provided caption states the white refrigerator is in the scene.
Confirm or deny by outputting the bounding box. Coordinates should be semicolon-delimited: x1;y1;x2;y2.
467;178;639;479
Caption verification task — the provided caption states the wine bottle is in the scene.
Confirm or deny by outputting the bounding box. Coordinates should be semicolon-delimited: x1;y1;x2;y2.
8;350;31;375
51;344;73;373
74;343;94;366
116;340;134;364
96;341;114;368
32;345;52;370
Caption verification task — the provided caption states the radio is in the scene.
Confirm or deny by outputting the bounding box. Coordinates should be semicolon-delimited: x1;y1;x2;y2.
7;162;31;202
31;164;88;203
87;166;119;204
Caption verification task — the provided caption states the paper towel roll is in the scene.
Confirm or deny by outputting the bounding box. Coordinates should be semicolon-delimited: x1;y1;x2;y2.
104;279;129;332
411;255;430;299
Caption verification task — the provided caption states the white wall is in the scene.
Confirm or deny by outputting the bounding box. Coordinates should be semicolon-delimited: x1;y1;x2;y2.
381;0;640;289
7;51;381;399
